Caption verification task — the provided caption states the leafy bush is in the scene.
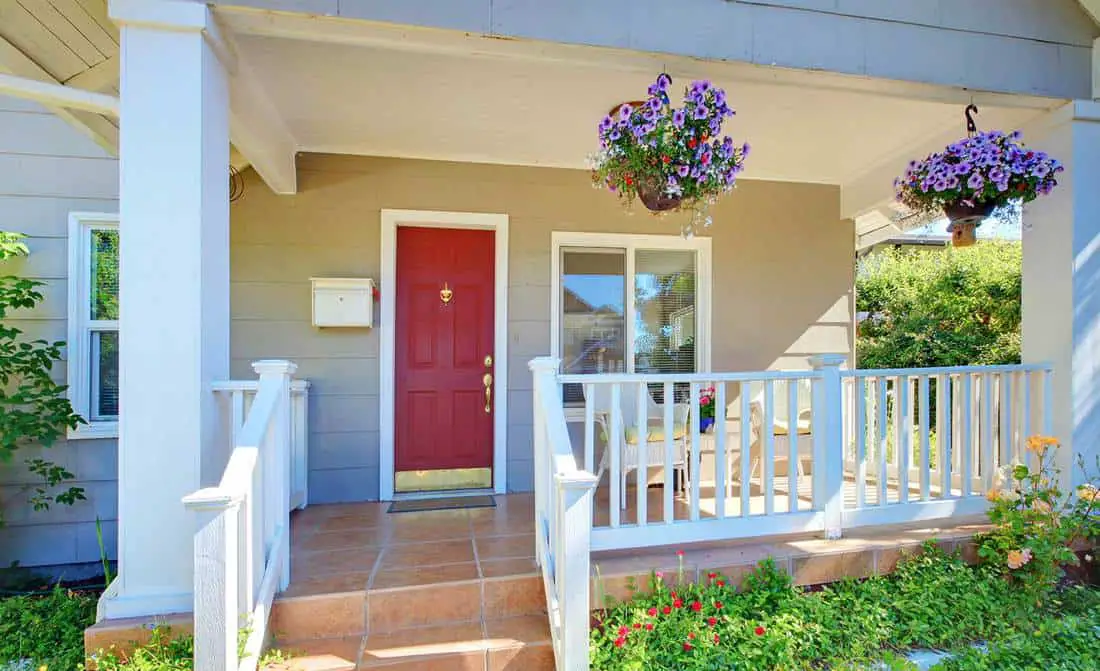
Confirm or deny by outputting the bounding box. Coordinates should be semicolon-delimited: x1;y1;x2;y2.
88;629;193;671
590;544;1092;670
976;436;1099;600
0;586;96;670
856;242;1021;369
0;231;86;521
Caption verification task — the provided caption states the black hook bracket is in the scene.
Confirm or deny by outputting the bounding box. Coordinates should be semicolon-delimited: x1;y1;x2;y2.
965;104;979;135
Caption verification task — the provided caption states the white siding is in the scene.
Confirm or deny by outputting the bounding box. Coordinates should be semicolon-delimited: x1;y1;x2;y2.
0;95;119;571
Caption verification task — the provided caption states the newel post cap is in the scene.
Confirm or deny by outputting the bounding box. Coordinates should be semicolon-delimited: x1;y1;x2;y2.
528;357;562;373
809;354;846;370
252;359;298;377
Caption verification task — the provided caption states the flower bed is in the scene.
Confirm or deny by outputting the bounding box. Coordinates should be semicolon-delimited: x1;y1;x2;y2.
591;546;1099;670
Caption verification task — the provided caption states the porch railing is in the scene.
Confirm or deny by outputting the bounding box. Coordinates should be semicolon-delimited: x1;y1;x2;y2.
530;355;1053;669
183;361;300;671
212;378;311;509
530;359;599;671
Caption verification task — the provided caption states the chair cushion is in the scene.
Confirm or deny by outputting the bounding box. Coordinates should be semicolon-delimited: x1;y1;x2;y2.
772;418;812;436
621;423;687;445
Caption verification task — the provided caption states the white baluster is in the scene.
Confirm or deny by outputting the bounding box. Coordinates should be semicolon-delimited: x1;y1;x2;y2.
981;373;994;493
855;376;867;509
938;375;952;499
740;383;752;518
715;383;727;518
609;383;621;526
787;379;800;513
877;378;888;507
763;380;775;516
961;374;973;497
919;375;931;502
999;374;1011;468
635;381;648;526
689;382;702;521
583;383;595;473
663;382;674;524
182;492;240;671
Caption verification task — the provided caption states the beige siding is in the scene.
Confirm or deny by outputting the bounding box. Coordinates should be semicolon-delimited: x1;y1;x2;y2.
230;155;853;503
0;95;119;570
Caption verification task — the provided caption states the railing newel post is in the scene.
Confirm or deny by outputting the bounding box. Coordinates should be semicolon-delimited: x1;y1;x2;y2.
811;355;846;540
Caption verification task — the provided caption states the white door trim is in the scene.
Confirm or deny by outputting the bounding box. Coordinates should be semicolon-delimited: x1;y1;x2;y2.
379;209;510;500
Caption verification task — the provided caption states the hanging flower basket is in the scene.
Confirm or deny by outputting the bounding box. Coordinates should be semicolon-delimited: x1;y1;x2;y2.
894;116;1062;247
591;74;749;234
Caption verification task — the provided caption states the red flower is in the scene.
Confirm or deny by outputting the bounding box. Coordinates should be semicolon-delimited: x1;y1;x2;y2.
687;139;697;149
662;155;671;164
676;550;685;557
688;632;696;639
647;607;657;617
707;572;718;580
618;626;629;636
707;617;717;627
673;598;683;608
671;592;678;599
683;642;693;651
714;634;720;644
691;601;702;612
615;636;626;648
633;623;642;630
714;602;723;609
662;606;672;615
645;623;654;631
754;625;766;636
716;580;726;588
701;134;709;142
625;176;634;186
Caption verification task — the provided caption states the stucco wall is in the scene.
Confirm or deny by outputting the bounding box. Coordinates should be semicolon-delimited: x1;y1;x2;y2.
0;95;119;570
211;0;1098;100
229;155;853;504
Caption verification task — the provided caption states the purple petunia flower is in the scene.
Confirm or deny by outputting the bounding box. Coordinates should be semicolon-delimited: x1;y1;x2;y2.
677;164;690;178
693;104;710;121
741;142;751;158
967;172;985;190
656;73;672;91
608;129;621;142
672;109;687;128
619;104;634;121
598;115;613;132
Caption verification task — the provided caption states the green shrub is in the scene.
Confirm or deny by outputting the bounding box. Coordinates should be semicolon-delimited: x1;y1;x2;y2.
0;586;96;669
88;629;193;671
857;242;1021;369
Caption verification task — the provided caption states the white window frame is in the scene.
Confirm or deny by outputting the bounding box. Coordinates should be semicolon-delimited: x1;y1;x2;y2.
550;231;712;375
67;212;120;439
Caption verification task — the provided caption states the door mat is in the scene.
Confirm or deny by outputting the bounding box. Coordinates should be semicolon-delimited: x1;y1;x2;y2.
387;495;496;514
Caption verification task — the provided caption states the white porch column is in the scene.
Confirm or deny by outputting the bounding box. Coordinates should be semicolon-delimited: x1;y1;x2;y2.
1023;100;1100;490
102;0;231;619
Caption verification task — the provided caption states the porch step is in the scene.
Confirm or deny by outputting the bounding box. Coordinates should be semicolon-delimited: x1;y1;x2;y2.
266;617;553;671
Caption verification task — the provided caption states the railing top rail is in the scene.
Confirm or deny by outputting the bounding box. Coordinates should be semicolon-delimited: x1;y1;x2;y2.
557;370;823;385
842;363;1053;378
212;379;310;393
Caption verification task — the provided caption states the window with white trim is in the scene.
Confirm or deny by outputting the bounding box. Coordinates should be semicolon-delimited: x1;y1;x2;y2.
67;213;119;438
551;233;711;404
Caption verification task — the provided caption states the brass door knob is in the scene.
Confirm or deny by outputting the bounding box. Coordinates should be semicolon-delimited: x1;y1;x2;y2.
483;373;493;413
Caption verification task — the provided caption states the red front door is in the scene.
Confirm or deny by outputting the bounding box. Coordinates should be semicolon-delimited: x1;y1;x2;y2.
395;227;495;490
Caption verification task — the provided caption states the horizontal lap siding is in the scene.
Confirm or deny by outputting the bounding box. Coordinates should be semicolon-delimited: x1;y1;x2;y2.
230;155;853;503
0;96;119;570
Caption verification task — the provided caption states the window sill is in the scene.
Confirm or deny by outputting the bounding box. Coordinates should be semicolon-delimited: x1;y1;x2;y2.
68;421;119;440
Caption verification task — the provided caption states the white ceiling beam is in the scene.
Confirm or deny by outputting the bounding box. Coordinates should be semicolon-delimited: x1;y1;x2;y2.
63;53;120;92
0;72;119;115
1079;0;1100;24
213;15;296;194
0;38;118;154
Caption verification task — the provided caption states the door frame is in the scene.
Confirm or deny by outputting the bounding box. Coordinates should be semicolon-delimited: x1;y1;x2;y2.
379;209;509;500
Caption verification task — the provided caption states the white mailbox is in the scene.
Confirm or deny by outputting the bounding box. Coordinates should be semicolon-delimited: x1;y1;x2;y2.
310;277;374;327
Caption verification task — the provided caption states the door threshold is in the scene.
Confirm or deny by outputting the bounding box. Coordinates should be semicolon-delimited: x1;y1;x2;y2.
390;488;496;502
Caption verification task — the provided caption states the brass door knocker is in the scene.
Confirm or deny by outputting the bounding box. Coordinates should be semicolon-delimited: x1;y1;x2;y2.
440;282;453;305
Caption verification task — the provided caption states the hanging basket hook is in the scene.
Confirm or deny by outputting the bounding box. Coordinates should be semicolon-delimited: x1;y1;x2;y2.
965;103;979;136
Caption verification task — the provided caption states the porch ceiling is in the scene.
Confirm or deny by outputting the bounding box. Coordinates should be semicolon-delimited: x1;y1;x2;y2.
223;10;1062;192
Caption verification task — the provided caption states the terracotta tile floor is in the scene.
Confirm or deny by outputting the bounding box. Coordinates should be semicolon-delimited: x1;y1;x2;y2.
286;494;538;596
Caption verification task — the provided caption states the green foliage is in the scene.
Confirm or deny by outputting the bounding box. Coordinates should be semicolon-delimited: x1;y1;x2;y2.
88;629;193;671
0;231;86;523
976;437;1100;601
0;586;97;670
856;242;1021;369
590;543;1095;670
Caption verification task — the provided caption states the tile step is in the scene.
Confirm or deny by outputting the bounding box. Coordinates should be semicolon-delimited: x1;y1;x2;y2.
268;616;554;671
